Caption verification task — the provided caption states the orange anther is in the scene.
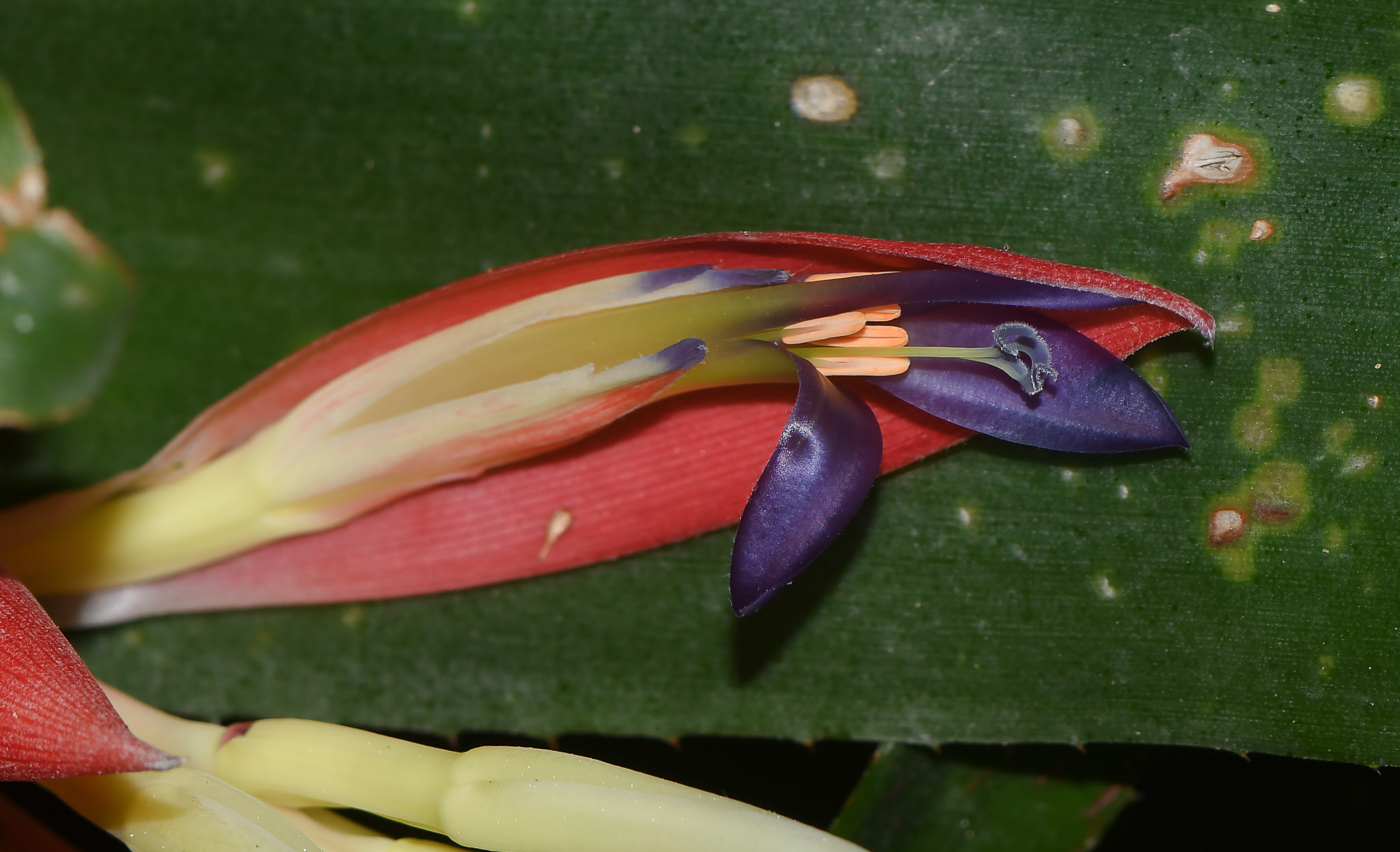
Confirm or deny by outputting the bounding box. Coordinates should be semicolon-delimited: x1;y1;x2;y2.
861;305;902;322
810;356;910;377
781;311;867;345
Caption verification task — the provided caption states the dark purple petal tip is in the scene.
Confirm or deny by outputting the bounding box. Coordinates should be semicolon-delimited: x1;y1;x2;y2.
633;265;713;292
730;355;882;616
870;305;1187;454
645;337;709;374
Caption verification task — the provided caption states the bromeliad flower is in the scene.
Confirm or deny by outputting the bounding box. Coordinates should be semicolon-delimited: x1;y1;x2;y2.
0;233;1211;623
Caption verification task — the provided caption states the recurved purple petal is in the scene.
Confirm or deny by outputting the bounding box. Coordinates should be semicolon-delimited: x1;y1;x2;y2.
730;355;882;616
868;305;1187;453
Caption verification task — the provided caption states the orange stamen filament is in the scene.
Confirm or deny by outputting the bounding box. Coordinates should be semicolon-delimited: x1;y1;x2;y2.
819;325;910;348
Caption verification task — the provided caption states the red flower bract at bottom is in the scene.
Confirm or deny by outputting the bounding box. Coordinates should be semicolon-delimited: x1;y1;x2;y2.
0;568;176;778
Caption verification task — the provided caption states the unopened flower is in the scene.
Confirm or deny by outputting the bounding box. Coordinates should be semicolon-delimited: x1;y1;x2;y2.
0;233;1211;623
47;686;865;852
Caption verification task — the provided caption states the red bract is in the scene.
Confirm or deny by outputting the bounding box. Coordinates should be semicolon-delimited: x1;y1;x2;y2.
30;233;1212;625
0;567;177;778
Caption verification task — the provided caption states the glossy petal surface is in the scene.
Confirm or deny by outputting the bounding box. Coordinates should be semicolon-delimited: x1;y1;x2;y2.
731;356;882;616
796;269;1139;318
869;305;1187;453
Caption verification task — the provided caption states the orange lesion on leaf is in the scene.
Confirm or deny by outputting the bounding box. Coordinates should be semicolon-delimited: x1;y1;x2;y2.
1161;133;1256;202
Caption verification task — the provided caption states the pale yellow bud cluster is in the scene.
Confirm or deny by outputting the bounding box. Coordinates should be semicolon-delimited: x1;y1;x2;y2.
44;687;867;852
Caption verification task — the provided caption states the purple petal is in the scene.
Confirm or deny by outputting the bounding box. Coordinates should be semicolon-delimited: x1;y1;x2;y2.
633;265;790;295
645;337;709;373
633;265;713;291
790;269;1137;320
867;305;1187;453
731;355;882;616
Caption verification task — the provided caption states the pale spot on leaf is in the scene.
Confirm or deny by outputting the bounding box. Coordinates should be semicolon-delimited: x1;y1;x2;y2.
1160;133;1255;201
790;75;858;123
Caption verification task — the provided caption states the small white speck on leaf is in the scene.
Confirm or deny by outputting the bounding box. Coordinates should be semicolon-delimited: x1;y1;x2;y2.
1043;107;1100;159
790;75;859;123
17;165;45;209
1325;76;1384;126
1055;117;1084;146
196;149;234;189
1095;575;1118;599
1340;452;1377;476
1209;508;1246;547
865;148;906;180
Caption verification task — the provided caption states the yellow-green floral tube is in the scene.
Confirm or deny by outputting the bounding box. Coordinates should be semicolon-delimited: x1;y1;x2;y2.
216;720;865;852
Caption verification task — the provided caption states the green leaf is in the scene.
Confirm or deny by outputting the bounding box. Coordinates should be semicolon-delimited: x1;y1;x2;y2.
830;744;1126;852
0;223;135;427
0;79;134;428
0;0;1395;763
0;78;40;188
